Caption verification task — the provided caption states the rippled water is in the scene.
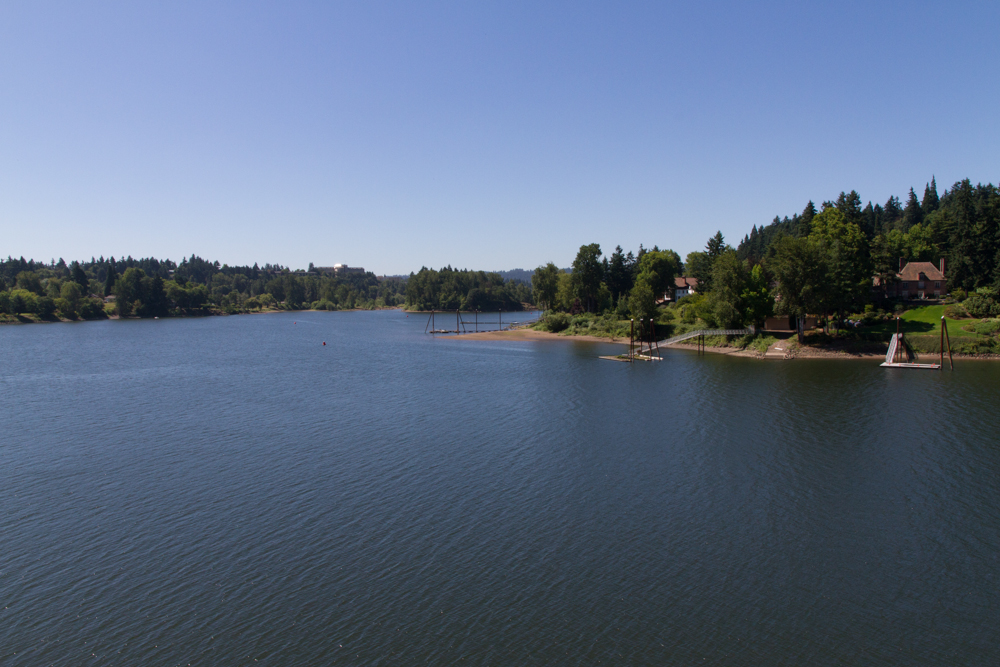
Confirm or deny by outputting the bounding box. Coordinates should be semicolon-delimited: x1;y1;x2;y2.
2;310;998;666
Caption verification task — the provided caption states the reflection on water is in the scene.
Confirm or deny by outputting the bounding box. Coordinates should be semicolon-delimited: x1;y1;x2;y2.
1;311;998;665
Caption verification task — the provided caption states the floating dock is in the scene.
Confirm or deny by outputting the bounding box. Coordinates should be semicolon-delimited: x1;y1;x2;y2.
880;316;953;370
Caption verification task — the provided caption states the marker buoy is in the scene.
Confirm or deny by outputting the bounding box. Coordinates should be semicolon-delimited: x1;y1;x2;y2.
323;342;326;346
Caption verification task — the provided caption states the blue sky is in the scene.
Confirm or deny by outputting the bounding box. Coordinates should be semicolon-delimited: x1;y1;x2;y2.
2;1;997;274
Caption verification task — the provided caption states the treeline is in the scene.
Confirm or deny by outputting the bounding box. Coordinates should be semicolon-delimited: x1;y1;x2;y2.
0;254;407;319
738;178;1000;292
404;267;532;311
532;244;682;321
534;176;1000;340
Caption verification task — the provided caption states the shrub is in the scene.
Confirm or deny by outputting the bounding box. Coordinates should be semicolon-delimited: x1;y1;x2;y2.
78;298;105;319
967;319;1000;336
963;294;1000;318
539;312;570;333
36;296;56;317
944;303;969;319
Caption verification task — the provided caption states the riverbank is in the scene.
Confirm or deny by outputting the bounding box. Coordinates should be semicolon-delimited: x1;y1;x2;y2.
444;328;1000;360
445;329;628;344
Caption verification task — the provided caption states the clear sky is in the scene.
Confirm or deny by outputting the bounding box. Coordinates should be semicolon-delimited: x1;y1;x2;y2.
2;1;998;275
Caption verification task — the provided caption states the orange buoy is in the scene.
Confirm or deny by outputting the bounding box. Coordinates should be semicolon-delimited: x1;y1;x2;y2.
323;342;326;345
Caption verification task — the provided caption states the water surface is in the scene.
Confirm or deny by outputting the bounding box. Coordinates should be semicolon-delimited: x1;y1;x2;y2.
1;311;998;665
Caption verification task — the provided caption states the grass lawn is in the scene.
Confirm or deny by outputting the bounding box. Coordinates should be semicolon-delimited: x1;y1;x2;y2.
865;304;981;338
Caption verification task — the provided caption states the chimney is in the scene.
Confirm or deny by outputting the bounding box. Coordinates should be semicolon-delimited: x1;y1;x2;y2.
899;257;905;272
939;257;945;276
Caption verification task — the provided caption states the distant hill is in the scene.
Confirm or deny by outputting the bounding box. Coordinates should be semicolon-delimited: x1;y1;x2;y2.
493;268;533;284
493;268;572;283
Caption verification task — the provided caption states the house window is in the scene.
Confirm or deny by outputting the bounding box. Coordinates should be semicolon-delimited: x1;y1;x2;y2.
934;291;941;297
902;291;909;299
935;281;940;288
902;282;908;288
918;281;925;289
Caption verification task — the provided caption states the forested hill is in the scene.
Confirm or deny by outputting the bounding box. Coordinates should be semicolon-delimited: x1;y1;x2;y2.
736;177;1000;292
404;267;532;311
493;269;533;284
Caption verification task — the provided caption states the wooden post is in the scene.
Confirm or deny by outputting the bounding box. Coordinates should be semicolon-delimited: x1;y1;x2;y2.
940;316;945;368
475;310;478;333
432;311;435;333
425;312;432;333
895;317;900;364
945;319;954;370
457;309;460;334
630;319;634;362
499;309;502;331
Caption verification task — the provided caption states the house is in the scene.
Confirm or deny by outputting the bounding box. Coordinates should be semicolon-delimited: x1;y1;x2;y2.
315;264;367;275
671;276;699;300
882;258;947;300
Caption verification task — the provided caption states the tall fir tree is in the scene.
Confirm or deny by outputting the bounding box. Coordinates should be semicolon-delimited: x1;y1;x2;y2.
922;176;940;214
883;196;903;231
902;187;923;230
104;266;117;297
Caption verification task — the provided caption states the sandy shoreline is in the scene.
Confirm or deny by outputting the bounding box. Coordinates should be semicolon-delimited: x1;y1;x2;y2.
440;328;973;361
443;329;629;344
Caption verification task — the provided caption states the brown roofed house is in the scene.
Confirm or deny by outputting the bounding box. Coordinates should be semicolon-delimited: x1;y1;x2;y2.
889;258;947;300
673;276;698;299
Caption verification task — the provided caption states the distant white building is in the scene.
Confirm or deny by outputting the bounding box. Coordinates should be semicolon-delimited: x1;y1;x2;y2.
315;264;366;275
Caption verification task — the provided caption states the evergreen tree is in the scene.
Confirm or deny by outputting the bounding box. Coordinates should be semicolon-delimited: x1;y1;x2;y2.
71;262;89;291
883;196;903;231
861;202;878;239
104;265;118;296
799;201;817;237
606;246;631;301
902;187;923;230
922;177;940;214
571;243;604;312
835;191;864;233
706;231;726;260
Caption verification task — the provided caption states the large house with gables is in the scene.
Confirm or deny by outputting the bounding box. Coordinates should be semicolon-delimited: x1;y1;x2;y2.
880;258;947;300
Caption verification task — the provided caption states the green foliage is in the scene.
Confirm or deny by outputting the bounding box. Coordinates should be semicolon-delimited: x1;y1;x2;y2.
705;250;748;328
741;264;773;328
537;312;570;333
16;271;43;294
628;280;657;322
732;333;778;355
684;251;712;293
571;243;604;312
770;235;825;317
405;267;529;311
531;263;560;310
943;302;968;319
36;296;55;317
966;319;1000;336
605;246;634;301
963;288;1000;318
635;250;682;299
9;289;37;314
535;312;633;339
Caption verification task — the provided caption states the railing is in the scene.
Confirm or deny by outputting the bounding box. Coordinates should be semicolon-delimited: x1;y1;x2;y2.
659;329;750;346
635;328;750;354
885;333;900;364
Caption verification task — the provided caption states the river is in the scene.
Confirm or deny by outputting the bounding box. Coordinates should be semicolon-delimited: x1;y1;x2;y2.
1;310;998;665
